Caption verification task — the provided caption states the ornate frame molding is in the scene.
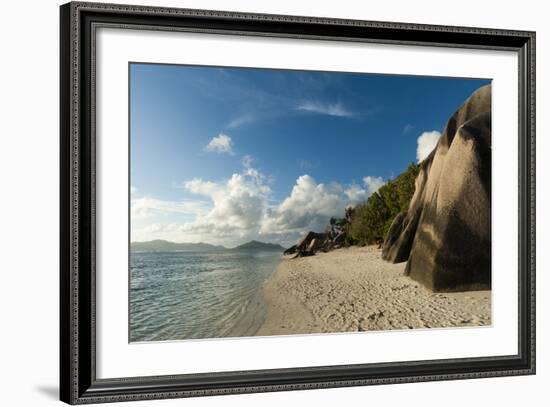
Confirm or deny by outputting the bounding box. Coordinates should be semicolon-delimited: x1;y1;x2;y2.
60;2;535;404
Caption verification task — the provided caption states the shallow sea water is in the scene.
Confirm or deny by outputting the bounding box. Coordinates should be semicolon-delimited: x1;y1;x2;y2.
130;250;281;342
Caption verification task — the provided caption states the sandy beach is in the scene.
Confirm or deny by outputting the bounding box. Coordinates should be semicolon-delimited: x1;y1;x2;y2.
256;246;491;336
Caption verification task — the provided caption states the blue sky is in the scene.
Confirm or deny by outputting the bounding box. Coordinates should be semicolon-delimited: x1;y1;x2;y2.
130;63;489;247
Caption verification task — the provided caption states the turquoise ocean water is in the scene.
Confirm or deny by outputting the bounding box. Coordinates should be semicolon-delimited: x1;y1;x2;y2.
130;250;282;342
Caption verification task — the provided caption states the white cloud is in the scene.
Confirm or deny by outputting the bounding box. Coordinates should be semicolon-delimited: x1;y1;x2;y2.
363;176;385;195
296;101;354;118
344;184;368;203
174;170;387;239
260;175;374;235
131;222;189;244
131;157;386;245
143;223;181;234
260;175;340;235
131;160;275;245
416;130;441;162
205;133;234;155
241;154;254;169
182;162;271;239
130;186;137;195
227;114;254;129
131;197;210;220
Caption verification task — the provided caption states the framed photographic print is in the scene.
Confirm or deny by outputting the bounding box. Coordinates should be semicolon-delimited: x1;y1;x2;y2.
60;1;536;404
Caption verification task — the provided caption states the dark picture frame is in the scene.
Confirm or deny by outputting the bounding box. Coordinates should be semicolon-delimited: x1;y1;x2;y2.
60;1;536;404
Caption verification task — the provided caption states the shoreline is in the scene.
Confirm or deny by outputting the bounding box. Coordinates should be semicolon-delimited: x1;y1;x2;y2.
256;246;491;336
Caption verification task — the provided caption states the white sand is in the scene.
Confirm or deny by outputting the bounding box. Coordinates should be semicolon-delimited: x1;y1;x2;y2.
256;246;491;336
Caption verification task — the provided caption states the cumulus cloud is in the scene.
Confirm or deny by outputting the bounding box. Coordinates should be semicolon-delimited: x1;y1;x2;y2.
181;162;271;239
205;133;234;155
296;101;354;118
260;175;378;236
261;175;343;235
177;170;386;240
416;130;441;162
344;184;368;203
132;159;273;244
363;176;385;195
132;156;386;245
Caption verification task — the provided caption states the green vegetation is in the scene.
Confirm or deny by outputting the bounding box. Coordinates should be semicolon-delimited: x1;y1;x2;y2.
347;163;420;245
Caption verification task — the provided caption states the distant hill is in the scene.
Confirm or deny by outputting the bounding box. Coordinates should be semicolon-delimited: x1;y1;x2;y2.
231;240;285;252
130;240;226;252
131;239;284;253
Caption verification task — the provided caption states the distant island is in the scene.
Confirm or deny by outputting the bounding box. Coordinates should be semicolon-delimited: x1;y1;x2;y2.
131;239;285;252
231;240;285;252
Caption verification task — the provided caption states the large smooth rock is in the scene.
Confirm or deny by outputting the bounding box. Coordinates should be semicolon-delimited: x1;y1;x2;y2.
382;157;433;263
284;231;329;257
382;85;491;292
